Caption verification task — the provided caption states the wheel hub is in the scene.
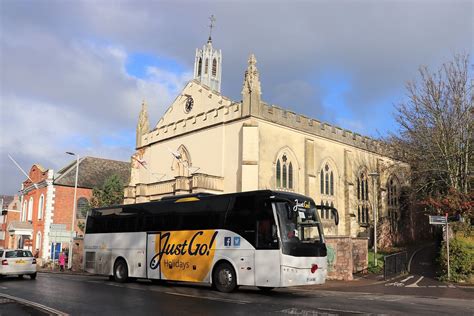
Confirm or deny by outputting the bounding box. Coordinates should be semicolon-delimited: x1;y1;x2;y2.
218;269;232;286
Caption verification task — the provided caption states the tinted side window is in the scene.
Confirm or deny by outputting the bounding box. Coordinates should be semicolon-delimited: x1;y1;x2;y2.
177;197;228;231
225;195;257;247
141;198;228;231
0;250;3;257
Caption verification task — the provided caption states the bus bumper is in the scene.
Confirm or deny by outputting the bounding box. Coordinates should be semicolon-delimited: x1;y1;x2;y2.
280;262;327;287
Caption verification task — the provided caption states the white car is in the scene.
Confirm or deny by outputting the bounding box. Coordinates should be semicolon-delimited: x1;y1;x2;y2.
0;249;37;279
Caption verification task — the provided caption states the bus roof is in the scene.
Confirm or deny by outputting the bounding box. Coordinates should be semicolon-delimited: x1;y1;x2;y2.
91;190;313;212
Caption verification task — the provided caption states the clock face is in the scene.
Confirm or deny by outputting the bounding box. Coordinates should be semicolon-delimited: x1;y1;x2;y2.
185;97;194;113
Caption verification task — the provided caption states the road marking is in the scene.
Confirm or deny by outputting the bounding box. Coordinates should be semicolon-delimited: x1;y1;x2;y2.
164;291;250;305
87;280;148;291
0;286;8;290
280;307;365;314
0;292;69;315
385;282;405;287
401;276;414;283
406;276;424;288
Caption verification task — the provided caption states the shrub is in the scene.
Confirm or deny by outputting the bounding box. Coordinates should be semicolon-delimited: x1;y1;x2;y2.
439;237;474;282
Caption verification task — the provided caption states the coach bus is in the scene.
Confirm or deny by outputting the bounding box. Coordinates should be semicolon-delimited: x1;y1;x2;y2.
83;190;338;292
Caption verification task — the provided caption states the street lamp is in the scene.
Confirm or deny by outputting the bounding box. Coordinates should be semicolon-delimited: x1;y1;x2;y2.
66;152;79;270
368;172;379;267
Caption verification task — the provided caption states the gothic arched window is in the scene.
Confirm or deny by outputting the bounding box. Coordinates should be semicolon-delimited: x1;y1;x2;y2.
275;153;294;191
212;58;217;76
320;169;324;194
171;145;192;177
320;163;336;220
357;171;370;225
198;57;202;76
276;160;281;187
387;176;400;230
205;58;209;74
288;162;293;189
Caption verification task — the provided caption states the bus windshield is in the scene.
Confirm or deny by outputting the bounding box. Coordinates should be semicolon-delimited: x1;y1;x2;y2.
274;201;326;257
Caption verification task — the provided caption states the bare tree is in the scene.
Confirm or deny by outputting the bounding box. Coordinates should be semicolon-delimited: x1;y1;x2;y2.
391;54;473;199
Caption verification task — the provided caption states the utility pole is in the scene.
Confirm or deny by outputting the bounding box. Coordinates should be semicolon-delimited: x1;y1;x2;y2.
66;152;79;270
368;172;379;266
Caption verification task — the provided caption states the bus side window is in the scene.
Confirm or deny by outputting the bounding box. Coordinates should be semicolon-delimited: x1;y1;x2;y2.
225;196;257;248
256;201;278;249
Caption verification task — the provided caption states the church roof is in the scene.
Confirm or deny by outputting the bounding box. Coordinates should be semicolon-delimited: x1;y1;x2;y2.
54;156;130;189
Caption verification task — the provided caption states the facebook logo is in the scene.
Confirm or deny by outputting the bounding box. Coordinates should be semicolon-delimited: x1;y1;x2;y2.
224;237;232;247
233;237;241;247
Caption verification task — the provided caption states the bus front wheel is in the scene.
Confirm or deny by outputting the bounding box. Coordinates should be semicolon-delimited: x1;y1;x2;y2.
114;259;128;283
213;262;237;293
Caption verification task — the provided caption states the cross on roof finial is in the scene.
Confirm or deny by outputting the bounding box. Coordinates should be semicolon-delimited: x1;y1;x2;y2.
208;15;216;43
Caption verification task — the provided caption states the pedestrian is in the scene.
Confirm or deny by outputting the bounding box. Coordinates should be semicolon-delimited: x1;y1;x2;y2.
34;249;39;259
59;251;66;271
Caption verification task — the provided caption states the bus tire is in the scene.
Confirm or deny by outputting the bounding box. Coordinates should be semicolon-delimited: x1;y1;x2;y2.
213;262;237;293
113;259;128;283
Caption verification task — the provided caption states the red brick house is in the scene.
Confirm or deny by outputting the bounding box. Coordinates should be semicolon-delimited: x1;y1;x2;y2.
0;195;20;248
10;157;129;267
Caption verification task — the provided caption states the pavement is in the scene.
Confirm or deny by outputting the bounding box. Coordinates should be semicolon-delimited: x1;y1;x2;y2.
0;292;65;316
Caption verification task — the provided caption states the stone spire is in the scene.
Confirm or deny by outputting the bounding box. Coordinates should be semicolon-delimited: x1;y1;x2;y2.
241;54;262;115
136;100;150;148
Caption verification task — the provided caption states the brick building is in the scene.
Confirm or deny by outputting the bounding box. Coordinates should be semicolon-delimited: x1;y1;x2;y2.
0;195;20;248
11;157;129;267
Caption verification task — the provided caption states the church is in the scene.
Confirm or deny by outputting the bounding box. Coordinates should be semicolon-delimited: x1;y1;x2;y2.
124;33;409;240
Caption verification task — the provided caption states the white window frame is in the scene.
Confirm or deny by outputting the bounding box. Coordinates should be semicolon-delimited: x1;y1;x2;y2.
27;197;33;221
38;194;44;220
35;231;42;251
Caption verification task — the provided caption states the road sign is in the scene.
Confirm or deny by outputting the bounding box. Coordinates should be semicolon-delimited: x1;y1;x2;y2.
49;230;73;243
50;224;67;231
429;215;446;225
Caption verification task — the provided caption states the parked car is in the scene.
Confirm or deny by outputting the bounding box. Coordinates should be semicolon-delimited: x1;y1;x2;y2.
0;249;37;279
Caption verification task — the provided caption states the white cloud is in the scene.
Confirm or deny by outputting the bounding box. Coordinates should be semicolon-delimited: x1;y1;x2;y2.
1;0;472;195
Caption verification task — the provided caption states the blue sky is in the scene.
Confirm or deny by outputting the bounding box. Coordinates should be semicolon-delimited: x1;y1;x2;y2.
0;0;472;195
126;53;187;80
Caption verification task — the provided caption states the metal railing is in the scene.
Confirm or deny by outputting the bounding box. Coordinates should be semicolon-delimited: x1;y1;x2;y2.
384;251;408;280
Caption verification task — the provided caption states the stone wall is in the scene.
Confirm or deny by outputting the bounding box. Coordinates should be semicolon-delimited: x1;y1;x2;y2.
71;237;84;271
326;236;368;280
352;237;369;274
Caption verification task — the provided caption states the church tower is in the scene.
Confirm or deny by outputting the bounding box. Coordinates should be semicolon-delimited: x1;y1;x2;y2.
193;15;222;93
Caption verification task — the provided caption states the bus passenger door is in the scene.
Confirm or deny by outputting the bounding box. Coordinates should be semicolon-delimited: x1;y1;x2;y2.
147;233;161;280
254;212;281;287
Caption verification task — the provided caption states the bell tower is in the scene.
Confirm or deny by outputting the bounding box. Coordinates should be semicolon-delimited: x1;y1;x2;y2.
193;15;222;93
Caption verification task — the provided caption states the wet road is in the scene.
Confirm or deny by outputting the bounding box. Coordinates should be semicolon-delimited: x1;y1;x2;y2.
1;272;473;315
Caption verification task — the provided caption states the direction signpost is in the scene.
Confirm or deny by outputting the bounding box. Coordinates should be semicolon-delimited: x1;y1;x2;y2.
429;214;450;280
49;224;73;270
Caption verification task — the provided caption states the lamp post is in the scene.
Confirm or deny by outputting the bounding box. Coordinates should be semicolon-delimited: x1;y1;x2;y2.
368;172;379;267
66;152;79;270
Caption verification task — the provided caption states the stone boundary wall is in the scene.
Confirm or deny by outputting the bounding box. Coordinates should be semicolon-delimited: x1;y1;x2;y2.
326;236;368;280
